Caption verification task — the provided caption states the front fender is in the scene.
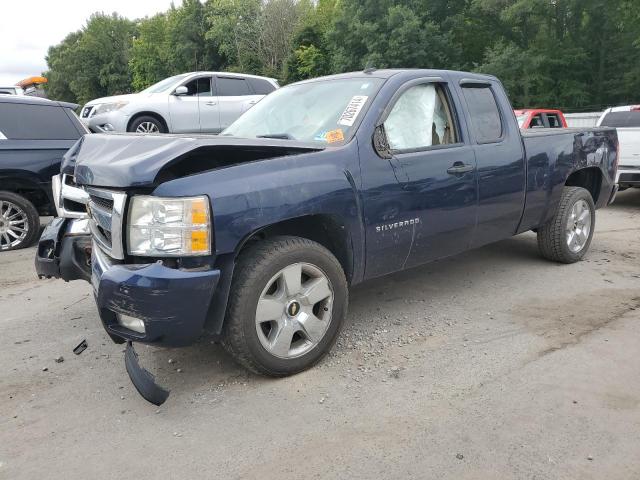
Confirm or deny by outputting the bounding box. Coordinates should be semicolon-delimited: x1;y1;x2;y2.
152;145;364;260
151;145;364;336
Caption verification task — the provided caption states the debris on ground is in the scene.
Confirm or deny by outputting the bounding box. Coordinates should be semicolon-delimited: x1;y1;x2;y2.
73;340;88;355
456;453;464;460
55;356;64;363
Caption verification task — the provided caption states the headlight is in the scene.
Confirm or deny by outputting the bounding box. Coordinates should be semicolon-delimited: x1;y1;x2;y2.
93;101;129;115
127;196;211;256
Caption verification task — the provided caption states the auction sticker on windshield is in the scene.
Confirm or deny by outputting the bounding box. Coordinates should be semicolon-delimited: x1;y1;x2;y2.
338;96;368;127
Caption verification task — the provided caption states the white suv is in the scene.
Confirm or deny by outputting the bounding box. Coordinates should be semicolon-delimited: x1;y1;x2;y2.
597;105;640;190
79;72;278;134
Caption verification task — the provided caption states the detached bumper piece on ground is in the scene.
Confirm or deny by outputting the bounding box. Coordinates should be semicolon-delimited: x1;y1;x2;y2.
124;341;170;406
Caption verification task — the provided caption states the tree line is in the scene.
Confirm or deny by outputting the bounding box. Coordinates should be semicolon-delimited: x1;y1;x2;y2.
45;0;640;111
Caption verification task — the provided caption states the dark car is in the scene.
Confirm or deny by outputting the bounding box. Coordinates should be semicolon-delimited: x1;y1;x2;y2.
38;69;618;404
0;95;85;250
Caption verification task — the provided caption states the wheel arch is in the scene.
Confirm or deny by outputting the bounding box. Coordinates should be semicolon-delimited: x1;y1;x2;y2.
203;213;355;337
0;176;52;215
565;167;603;205
236;214;354;283
127;111;169;133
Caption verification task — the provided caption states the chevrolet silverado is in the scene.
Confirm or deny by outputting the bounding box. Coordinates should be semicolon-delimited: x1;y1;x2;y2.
36;69;619;403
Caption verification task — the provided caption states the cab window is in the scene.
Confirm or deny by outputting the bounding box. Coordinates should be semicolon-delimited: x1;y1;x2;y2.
181;77;212;97
530;114;544;128
547;113;562;128
384;83;458;151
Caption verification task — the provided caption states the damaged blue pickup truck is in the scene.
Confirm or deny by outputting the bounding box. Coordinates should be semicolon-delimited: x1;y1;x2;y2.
36;69;618;404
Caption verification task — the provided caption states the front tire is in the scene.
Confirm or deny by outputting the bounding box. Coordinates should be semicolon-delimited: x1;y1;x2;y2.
0;191;39;251
537;186;595;263
128;115;166;134
223;236;348;376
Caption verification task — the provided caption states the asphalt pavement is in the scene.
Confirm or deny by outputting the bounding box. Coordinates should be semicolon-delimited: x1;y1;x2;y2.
1;189;639;479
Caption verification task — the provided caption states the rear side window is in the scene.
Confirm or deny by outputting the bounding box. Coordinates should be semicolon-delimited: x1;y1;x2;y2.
217;77;251;96
547;114;562;128
246;78;276;95
0;103;81;140
600;111;640;128
461;86;503;143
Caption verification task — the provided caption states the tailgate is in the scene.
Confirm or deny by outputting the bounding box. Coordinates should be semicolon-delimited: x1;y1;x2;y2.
616;128;640;168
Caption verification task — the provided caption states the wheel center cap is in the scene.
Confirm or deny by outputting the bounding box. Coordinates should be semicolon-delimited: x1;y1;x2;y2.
286;300;301;317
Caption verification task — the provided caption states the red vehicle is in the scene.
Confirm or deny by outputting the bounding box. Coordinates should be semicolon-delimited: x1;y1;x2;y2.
514;109;568;129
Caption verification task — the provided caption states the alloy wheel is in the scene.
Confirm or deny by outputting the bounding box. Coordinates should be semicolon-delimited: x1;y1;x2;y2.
566;199;592;253
135;121;160;134
0;200;29;250
255;262;334;359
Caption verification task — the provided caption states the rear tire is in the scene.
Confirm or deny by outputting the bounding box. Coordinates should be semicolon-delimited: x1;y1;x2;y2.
0;191;39;251
222;236;348;376
537;186;595;263
128;115;166;134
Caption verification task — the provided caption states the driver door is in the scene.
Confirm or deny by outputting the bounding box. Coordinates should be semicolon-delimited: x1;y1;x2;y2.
362;79;478;277
168;77;204;133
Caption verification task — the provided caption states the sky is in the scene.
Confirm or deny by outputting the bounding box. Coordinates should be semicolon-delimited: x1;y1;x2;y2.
0;0;181;86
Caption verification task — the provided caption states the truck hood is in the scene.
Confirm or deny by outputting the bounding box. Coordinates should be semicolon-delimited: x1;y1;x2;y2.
74;133;325;188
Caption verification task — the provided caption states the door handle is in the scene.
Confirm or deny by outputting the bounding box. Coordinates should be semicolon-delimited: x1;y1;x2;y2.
206;101;217;106
447;163;474;175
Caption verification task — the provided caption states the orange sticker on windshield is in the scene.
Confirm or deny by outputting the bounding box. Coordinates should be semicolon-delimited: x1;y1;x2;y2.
325;129;345;143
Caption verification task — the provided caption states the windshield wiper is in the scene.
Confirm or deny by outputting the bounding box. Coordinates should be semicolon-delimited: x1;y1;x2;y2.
257;133;295;140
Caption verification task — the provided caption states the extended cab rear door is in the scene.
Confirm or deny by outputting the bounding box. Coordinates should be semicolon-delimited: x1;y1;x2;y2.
456;80;526;248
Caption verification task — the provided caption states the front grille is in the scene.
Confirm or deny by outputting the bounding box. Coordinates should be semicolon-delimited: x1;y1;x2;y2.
86;187;127;260
89;195;114;211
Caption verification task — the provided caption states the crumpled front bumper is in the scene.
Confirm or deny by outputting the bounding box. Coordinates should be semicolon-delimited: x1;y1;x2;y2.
35;218;92;282
91;244;221;347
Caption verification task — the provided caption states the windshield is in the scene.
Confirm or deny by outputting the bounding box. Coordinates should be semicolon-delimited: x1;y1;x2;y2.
516;115;527;128
141;74;189;93
223;77;385;144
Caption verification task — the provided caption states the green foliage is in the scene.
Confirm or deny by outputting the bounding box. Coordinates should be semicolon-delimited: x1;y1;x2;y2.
45;0;640;111
284;0;337;82
129;13;172;91
45;13;136;106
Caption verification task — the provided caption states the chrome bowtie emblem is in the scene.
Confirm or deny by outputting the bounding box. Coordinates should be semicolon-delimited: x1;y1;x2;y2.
287;301;300;317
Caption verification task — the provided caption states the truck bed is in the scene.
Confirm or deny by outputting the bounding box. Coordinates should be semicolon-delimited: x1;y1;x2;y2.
518;126;618;232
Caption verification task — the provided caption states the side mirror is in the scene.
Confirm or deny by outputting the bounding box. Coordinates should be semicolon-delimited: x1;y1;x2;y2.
174;86;188;96
373;124;392;159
